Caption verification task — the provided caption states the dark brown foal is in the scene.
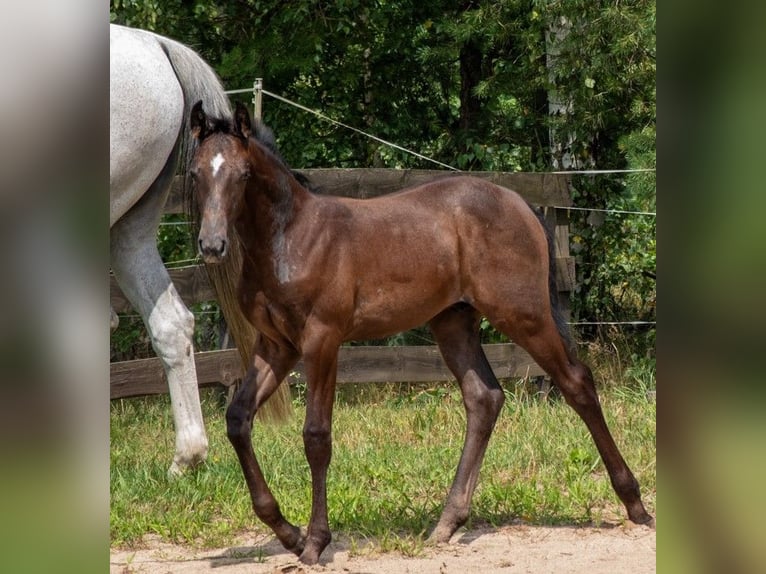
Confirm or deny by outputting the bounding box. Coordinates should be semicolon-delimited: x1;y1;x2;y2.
189;101;654;565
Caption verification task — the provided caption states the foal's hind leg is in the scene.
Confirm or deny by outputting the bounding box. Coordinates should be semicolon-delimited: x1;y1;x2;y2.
226;335;305;554
427;304;506;543
501;314;654;526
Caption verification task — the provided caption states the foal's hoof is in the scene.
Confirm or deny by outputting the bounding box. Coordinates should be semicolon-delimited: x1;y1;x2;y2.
298;551;320;566
296;533;331;566
640;515;656;529
629;510;655;529
426;525;455;545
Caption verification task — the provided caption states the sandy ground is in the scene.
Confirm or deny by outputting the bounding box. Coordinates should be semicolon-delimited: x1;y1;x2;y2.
110;522;655;573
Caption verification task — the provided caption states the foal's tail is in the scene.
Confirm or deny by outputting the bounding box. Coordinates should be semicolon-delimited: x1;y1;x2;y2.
536;209;576;357
157;32;293;423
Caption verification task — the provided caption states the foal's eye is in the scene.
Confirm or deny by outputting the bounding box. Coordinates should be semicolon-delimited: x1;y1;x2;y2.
240;171;251;181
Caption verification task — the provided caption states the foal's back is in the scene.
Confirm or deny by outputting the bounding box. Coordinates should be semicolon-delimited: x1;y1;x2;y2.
295;175;550;341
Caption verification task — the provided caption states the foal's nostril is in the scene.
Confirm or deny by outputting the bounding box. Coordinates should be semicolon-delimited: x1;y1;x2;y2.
220;239;227;256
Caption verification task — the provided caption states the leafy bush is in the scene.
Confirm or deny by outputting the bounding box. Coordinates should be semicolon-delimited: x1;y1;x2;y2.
569;124;656;354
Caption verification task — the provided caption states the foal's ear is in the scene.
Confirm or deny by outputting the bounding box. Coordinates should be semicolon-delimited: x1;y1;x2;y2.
190;100;208;140
234;101;252;139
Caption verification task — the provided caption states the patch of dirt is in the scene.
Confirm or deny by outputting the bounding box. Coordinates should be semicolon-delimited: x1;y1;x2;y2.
110;523;655;573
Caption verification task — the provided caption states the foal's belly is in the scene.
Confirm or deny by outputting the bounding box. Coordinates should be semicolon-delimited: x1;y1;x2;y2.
345;280;459;342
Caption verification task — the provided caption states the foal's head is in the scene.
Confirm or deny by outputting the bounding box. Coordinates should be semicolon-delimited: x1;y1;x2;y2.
189;100;254;263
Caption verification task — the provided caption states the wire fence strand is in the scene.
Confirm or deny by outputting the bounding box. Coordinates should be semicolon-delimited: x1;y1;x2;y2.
136;84;657;331
260;89;460;171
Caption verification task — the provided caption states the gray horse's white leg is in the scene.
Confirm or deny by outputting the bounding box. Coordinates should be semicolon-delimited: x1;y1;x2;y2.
111;183;207;476
110;305;120;332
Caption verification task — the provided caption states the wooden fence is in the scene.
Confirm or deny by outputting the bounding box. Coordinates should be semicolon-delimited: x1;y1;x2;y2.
110;170;573;399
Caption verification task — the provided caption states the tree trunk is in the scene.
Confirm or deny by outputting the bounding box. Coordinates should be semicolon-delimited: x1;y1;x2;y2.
546;15;576;170
458;38;483;138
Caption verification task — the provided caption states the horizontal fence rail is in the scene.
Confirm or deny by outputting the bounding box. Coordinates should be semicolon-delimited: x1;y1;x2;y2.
164;169;572;213
110;265;215;314
110;344;545;399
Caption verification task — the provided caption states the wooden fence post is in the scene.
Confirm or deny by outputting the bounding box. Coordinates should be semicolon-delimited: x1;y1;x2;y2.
253;78;263;120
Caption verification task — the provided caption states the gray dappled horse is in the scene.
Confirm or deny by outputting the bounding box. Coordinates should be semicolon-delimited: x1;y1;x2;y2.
110;25;298;476
110;24;231;474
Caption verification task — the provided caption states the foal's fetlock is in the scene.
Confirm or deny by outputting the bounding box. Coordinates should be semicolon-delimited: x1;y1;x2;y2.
614;475;652;526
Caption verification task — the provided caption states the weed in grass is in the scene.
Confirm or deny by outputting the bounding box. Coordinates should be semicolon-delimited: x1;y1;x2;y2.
346;536;367;559
377;531;427;557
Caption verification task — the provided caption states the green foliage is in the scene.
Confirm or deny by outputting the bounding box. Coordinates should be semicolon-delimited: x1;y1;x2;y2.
538;0;656;167
110;0;655;172
538;1;656;346
480;317;510;344
569;123;656;336
110;315;151;362
156;216;195;264
110;0;656;354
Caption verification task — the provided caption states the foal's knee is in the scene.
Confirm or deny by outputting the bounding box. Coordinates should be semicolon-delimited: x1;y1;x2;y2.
303;424;331;447
226;401;251;444
479;387;505;420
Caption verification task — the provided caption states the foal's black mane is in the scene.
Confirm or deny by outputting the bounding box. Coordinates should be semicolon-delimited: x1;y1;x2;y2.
251;120;317;191
251;118;318;192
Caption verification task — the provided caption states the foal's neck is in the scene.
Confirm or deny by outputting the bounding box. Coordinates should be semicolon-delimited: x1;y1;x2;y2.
239;138;308;241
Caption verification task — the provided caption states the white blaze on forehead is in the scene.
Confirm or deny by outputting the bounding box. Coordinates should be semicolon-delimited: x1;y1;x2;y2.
210;153;225;176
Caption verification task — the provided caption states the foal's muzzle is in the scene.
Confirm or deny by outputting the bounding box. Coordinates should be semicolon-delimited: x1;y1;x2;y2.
198;235;228;264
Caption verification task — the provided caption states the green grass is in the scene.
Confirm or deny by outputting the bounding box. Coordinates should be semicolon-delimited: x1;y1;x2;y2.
110;374;656;554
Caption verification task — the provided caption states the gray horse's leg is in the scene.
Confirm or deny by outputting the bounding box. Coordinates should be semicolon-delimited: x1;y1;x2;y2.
110;305;120;332
110;159;207;476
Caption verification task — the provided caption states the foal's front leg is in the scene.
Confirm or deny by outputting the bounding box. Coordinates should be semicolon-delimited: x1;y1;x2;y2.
297;334;340;565
226;336;304;554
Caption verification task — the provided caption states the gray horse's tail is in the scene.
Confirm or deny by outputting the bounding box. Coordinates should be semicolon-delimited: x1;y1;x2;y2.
153;32;293;423
153;34;232;192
